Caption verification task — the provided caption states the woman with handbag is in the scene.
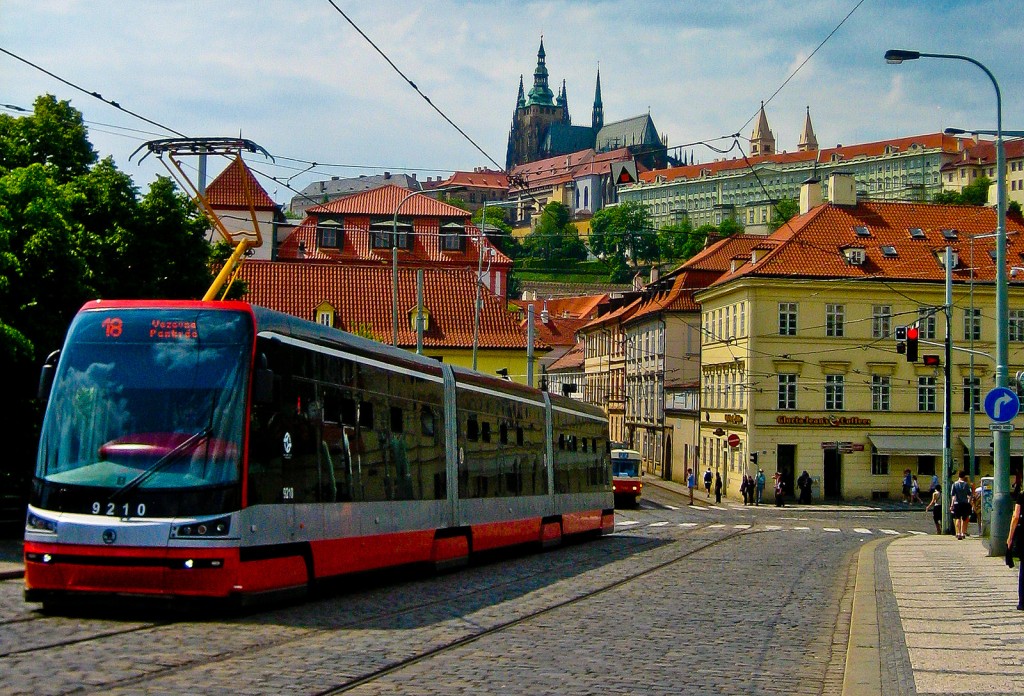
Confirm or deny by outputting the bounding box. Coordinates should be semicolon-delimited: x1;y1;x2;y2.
1007;481;1023;611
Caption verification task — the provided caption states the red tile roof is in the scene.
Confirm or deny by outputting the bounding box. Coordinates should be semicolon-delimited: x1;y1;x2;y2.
237;261;543;350
436;170;510;190
706;200;1024;287
510;147;640;191
625;274;700;325
308;184;471;217
641;133;958;184
547;340;584;372
508;294;608;319
581;297;642;331
940;138;1024;171
679;234;770;273
521;315;592;347
205;157;278;209
276;217;511;268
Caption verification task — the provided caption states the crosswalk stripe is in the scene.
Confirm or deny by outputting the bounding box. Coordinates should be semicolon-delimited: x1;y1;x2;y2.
649;521;669;527
679;522;698;527
854;528;873;534
664;505;678;510
792;526;811;530
765;525;782;531
616;520;641;527
823;527;841;532
733;524;751;529
907;531;928;535
708;523;725;528
880;529;900;535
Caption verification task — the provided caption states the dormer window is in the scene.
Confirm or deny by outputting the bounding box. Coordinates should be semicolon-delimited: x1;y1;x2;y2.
884;145;899;155
831;153;843;163
854;225;871;237
317;218;344;249
843;247;865;265
440;220;466;252
881;245;898;258
941;228;958;240
936;249;959;268
909;227;925;239
409;306;430;332
370;216;414;249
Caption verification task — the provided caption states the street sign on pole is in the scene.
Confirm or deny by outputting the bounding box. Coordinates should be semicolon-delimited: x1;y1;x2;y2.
984;386;1020;423
989;422;1015;432
727;433;740;448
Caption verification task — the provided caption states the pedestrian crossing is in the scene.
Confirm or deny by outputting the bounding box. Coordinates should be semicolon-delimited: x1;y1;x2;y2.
613;519;927;536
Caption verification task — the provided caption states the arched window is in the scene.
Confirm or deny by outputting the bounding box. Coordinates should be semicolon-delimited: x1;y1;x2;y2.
584;186;589;209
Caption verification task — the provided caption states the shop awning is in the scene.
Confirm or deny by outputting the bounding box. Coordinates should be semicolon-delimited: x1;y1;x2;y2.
867;434;942;456
958;435;1024;457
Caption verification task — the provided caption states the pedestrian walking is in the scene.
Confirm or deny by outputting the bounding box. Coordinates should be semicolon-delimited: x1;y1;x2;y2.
703;467;713;498
902;468;913;504
740;474;750;505
755;469;766;506
950;470;973;540
686;469;695;505
714;471;722;504
925;486;942;534
910;476;923;505
1006;484;1023;610
773;471;785;507
797;470;812;504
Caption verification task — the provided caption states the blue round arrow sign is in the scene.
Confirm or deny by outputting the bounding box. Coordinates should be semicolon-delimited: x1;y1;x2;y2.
984;386;1020;423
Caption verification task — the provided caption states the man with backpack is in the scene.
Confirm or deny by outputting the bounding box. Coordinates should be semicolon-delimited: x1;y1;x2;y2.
950;470;974;540
703;467;713;498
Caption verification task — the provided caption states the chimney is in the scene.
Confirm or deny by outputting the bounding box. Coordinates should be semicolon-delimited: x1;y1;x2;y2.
828;172;857;206
799;177;822;214
297;241;306;259
411;173;417;181
384;171;391;179
650;267;660;283
541;301;550;324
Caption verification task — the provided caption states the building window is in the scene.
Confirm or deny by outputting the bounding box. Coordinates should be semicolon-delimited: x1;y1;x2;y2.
370;217;413;249
917;455;936;476
317;219;343;249
825;375;845;410
439;222;465;251
872;305;892;339
871;447;890;475
918;376;937;412
963;308;981;341
917;307;937;340
871;375;890;411
1010;309;1024;342
779;303;797;336
963;377;980;413
778;374;797;410
316;310;332;327
825;304;845;337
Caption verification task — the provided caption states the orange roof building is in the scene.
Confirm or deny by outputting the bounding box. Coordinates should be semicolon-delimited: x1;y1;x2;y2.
204;157;284;260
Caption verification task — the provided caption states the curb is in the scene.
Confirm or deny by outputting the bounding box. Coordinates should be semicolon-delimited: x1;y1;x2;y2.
0;568;24;581
841;537;885;696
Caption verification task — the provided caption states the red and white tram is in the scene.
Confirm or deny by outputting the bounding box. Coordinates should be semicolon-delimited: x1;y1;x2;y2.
611;448;642;507
25;300;613;604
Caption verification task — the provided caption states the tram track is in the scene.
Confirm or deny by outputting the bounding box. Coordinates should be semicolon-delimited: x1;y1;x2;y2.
1;521;743;695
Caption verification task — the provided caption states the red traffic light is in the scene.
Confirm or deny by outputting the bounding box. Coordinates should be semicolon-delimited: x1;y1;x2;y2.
922;354;940;366
906;326;919;340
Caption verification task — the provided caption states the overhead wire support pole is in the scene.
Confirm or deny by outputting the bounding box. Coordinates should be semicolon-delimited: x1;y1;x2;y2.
392;189;421;348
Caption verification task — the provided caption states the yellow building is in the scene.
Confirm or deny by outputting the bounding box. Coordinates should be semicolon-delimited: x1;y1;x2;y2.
692;174;1024;501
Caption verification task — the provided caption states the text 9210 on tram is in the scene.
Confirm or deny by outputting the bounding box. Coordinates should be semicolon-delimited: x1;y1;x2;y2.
25;300;613;605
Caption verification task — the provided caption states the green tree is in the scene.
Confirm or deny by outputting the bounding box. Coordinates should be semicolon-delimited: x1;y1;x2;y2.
718;218;745;237
933;176;992;206
589;201;658;266
658;219;708;261
767;198;800;232
522;201;586;263
472;205;521;259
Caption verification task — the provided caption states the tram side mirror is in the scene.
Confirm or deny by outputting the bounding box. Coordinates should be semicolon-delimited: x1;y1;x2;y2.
253;353;274;404
37;350;60;403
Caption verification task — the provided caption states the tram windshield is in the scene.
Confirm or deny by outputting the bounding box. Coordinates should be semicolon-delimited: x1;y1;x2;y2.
32;307;253;517
611;451;641;478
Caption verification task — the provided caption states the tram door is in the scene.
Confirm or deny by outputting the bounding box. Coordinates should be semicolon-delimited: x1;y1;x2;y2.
823;448;841;499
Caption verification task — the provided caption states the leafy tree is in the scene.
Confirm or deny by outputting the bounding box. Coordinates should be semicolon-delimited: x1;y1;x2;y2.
472;205;521;259
1009;200;1022;218
933;176;992;206
658;219;709;261
437;193;470;211
588;201;658;266
522;201;586;263
718;218;745;237
767;198;800;232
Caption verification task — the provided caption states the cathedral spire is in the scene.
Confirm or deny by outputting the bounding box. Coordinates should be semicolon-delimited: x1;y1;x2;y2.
798;105;818;152
516;74;525;109
750;101;775;156
526;37;554;106
591;66;604;132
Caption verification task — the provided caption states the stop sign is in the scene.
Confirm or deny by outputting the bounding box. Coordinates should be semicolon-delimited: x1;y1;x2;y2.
727;433;740;448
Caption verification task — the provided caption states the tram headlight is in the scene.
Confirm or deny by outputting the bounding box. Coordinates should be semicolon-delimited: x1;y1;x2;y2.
26;513;57;533
173;516;231;538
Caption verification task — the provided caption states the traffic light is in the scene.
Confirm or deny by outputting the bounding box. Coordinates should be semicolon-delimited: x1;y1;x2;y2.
895;326;907;340
922;354;940;367
750;452;758;465
906;326;919;362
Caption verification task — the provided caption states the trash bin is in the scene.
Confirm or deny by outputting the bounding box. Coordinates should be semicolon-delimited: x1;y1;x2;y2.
980;476;994;537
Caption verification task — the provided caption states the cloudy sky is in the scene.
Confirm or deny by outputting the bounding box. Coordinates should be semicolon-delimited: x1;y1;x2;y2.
3;1;1022;204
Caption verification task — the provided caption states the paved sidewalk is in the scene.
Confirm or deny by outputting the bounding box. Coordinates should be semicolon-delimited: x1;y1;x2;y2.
0;536;23;580
845;535;1023;695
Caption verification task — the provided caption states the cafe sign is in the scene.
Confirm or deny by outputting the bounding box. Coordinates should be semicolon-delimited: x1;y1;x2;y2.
776;414;871;426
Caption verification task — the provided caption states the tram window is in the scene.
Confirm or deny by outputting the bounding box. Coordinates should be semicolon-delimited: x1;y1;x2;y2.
420;407;435;437
359;401;374;428
499;422;508;444
340;397;356;426
390;406;404;433
516;427;524;446
467;416;479;441
481;422;491;443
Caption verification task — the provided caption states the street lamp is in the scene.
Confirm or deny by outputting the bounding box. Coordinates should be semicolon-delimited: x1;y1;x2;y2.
392;189;421;348
886;48;1012;554
472;199;516;370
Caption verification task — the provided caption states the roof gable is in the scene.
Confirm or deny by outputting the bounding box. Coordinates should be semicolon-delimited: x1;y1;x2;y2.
205;157;278;210
308;184;471;218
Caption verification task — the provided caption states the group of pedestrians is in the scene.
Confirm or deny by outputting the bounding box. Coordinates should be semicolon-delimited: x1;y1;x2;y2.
686;467;724;504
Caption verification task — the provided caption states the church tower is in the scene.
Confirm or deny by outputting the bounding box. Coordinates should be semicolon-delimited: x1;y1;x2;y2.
505;38;569;170
750;101;776;156
592;68;604;132
797;106;818;152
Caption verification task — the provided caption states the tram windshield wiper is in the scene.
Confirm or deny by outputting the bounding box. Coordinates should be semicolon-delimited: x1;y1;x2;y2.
107;426;213;504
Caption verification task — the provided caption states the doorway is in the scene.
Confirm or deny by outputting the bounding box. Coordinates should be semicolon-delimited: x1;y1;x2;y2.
664;436;673;481
823;448;842;499
777;444;796;498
